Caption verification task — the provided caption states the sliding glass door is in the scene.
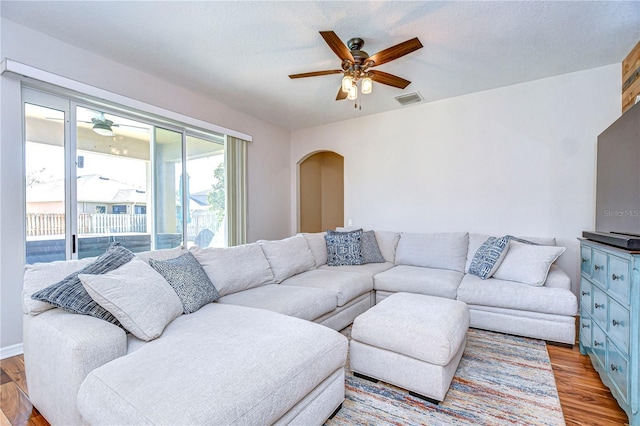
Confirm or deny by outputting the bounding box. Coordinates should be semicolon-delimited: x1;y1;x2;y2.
24;90;69;263
23;87;228;264
74;105;154;258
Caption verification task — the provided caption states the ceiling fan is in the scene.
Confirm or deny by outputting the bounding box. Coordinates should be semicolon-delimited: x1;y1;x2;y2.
289;31;423;101
45;112;150;137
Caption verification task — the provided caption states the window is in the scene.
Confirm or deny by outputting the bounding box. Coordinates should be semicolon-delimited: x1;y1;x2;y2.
23;87;241;264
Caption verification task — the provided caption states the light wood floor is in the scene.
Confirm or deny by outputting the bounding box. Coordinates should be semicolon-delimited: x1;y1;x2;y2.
1;344;629;425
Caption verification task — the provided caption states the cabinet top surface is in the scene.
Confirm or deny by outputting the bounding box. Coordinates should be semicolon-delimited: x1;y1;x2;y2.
578;238;640;254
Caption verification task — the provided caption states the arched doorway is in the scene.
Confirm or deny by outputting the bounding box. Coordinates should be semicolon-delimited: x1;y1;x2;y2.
298;151;344;233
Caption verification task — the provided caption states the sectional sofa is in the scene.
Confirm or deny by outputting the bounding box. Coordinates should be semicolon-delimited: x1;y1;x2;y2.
21;230;577;425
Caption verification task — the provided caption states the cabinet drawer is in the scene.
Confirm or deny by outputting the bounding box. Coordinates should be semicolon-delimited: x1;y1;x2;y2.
608;255;630;305
607;339;629;404
591;249;608;288
592;322;607;370
580;279;592;314
608;298;630;353
580;245;592;275
579;310;592;350
592;285;608;326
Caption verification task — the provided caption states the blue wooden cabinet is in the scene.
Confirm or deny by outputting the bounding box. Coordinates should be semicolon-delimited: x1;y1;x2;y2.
579;239;639;425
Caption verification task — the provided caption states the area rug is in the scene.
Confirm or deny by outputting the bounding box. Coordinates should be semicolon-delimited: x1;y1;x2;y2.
326;327;565;426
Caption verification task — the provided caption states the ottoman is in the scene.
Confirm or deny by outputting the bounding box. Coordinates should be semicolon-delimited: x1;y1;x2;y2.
350;292;469;403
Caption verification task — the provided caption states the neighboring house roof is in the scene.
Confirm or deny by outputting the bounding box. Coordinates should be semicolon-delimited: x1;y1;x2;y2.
27;174;146;204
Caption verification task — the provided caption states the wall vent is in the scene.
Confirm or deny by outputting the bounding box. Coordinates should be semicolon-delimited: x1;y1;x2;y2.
395;92;423;106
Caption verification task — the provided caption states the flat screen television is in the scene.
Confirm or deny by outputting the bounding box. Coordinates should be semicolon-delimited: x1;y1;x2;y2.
583;101;640;249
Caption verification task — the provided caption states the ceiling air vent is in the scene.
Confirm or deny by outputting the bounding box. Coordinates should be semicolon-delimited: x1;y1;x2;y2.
395;92;423;106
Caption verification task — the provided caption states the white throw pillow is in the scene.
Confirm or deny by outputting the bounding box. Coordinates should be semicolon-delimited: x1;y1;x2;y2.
190;243;275;297
492;241;566;286
259;235;316;283
79;257;183;341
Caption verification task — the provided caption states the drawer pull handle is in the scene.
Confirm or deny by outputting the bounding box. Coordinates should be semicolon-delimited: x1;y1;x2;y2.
612;319;621;327
611;273;622;281
594;303;605;309
581;258;588;264
594;340;603;347
594;265;603;271
581;291;590;296
581;323;590;329
610;363;618;372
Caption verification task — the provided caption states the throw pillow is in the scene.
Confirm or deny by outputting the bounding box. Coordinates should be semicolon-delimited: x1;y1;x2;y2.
79;257;183;341
259;235;316;283
360;230;385;264
31;242;135;325
325;229;363;266
468;236;511;279
149;251;219;314
493;241;566;286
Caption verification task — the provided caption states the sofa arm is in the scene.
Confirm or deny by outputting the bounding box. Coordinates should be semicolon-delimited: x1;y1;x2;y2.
23;309;127;425
543;265;571;290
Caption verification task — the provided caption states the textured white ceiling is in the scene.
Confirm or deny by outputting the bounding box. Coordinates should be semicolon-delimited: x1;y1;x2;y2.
2;1;639;131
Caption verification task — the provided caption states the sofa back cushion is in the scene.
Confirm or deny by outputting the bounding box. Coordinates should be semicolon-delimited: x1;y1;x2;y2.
300;232;327;267
374;231;401;263
465;233;557;272
259;235;316;283
395;232;469;272
190;243;275;297
23;257;97;315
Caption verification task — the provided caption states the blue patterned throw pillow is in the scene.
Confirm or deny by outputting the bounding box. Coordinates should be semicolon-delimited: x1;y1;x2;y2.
325;229;364;266
468;236;511;280
31;242;134;325
149;251;219;314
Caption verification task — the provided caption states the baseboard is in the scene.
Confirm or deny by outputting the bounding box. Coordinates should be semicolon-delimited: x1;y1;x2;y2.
1;343;24;359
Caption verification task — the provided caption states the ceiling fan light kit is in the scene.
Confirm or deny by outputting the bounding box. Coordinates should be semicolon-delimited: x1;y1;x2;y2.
91;112;116;136
289;31;423;106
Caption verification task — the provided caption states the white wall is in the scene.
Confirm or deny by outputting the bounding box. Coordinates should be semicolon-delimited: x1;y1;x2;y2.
0;19;292;351
291;64;621;295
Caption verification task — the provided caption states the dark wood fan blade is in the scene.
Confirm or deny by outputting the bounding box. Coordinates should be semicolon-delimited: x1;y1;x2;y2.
289;70;343;79
320;31;354;62
336;86;348;101
367;38;423;67
369;70;411;89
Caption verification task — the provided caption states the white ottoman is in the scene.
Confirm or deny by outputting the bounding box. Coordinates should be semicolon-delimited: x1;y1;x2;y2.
350;292;469;403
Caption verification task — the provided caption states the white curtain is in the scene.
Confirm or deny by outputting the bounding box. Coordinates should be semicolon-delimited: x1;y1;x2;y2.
225;136;247;246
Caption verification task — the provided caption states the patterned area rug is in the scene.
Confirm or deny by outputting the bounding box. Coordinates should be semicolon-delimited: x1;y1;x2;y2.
326;327;565;426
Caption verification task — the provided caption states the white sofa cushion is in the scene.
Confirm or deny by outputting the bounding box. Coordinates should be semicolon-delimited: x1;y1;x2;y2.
190;243;275;297
301;232;328;267
135;246;186;263
216;284;337;321
456;273;577;316
318;261;394;276
77;304;347;426
493;241;565;286
79;257;183;341
374;265;464;299
544;265;571;290
395;232;469;272
259;235;315;283
282;269;373;307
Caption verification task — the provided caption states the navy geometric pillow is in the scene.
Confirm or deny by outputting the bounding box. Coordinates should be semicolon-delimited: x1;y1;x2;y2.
325;229;364;266
360;230;385;264
149;252;219;314
31;242;134;325
468;236;511;280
